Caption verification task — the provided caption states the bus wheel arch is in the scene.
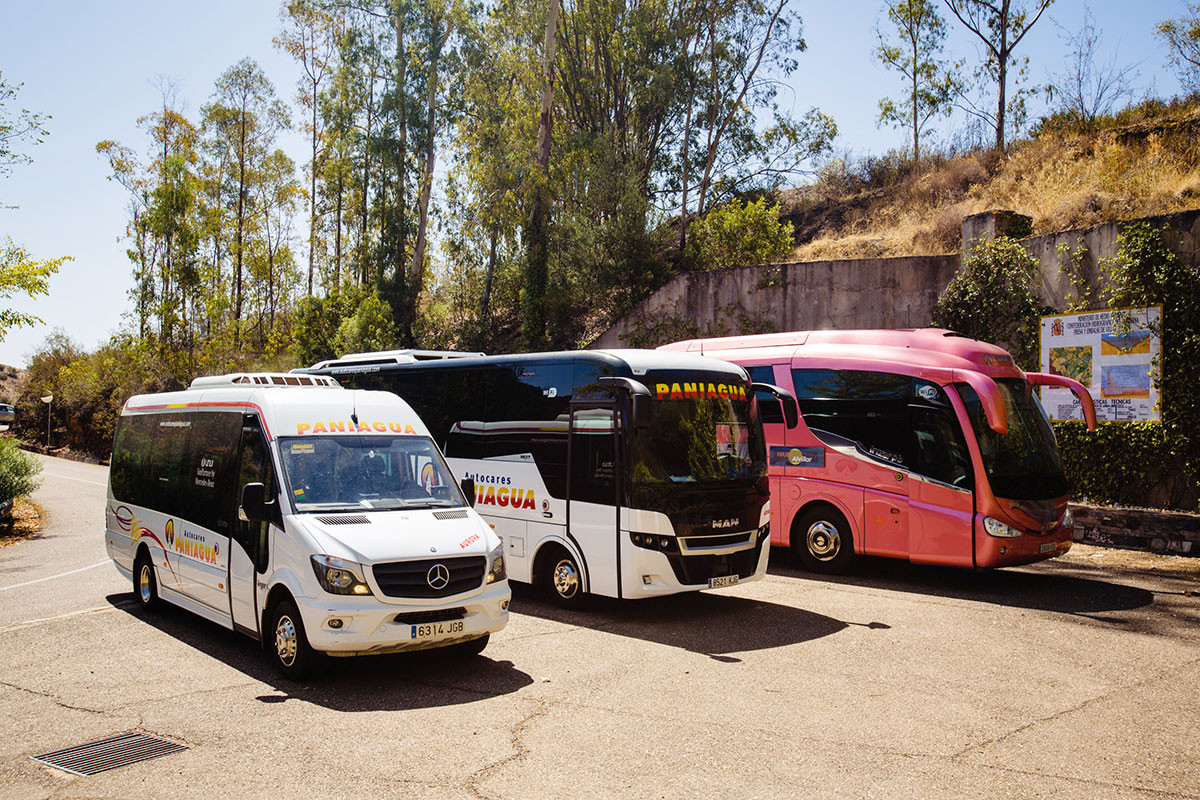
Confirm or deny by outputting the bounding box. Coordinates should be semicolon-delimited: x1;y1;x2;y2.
533;541;587;609
790;501;856;575
263;586;324;679
133;545;161;613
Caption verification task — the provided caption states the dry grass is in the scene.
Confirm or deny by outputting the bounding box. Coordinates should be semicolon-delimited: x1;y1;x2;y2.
0;499;42;547
790;121;1200;262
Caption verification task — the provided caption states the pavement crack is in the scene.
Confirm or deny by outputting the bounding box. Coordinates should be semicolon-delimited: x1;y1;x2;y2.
466;699;552;800
954;654;1200;760
0;679;107;716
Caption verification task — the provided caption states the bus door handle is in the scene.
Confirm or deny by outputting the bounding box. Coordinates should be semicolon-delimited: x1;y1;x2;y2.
889;507;901;515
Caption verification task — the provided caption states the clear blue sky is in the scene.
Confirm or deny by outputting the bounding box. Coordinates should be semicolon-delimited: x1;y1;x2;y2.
0;0;1186;368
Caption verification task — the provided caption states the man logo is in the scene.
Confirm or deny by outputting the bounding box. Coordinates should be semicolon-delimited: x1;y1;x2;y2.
712;519;739;529
427;563;450;590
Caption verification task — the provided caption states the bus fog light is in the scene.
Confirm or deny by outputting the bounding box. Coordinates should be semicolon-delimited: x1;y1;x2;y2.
501;599;510;611
328;618;344;629
642;575;653;585
1061;507;1074;528
983;517;1022;538
659;537;670;549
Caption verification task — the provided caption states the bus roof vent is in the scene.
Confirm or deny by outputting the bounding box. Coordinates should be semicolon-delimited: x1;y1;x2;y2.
189;373;343;390
305;349;485;371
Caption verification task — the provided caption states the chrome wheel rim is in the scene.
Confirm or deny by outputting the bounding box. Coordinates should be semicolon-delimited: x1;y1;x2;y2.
806;521;841;561
138;564;153;603
552;559;579;599
275;614;298;667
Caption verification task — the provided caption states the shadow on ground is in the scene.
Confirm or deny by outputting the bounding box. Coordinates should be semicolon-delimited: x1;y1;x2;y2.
766;548;1158;616
509;582;866;663
106;593;533;711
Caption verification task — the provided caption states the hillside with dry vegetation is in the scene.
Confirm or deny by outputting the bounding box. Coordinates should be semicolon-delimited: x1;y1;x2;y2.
779;98;1200;262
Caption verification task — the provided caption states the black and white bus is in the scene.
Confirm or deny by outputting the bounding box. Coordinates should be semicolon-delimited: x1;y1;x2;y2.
301;349;796;606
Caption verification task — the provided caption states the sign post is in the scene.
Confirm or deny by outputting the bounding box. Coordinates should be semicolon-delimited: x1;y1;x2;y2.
40;394;52;448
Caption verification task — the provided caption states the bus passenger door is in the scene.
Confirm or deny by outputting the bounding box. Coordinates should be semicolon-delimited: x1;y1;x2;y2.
906;405;975;566
229;417;273;637
567;402;618;598
747;364;791;544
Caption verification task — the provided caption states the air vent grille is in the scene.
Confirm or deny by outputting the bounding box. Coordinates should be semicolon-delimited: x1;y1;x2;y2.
315;515;372;526
433;509;469;520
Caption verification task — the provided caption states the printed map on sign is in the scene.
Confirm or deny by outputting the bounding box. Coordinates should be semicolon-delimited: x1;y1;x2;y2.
1039;306;1161;423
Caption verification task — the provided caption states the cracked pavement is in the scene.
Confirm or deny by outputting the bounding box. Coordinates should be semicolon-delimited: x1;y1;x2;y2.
1;455;1197;799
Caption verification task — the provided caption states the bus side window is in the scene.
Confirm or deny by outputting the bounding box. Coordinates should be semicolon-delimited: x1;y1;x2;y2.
146;413;194;519
110;414;155;507
746;365;783;424
484;363;573;498
185;413;242;531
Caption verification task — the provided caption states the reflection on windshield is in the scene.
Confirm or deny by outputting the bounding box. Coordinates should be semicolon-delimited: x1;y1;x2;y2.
631;389;766;486
279;435;464;512
957;380;1068;500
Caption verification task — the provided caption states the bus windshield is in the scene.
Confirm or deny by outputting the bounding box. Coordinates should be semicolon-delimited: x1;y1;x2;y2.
956;379;1068;500
629;373;767;487
278;435;465;512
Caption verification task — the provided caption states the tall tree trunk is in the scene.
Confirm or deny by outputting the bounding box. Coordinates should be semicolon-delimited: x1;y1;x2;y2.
679;89;692;252
481;223;498;323
995;3;1009;150
235;105;247;341
524;0;561;350
309;76;318;296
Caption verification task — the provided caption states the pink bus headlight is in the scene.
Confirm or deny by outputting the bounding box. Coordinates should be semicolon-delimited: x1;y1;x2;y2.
983;517;1022;538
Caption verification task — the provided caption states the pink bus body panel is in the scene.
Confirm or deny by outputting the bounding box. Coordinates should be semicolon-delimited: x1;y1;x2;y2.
660;329;1080;568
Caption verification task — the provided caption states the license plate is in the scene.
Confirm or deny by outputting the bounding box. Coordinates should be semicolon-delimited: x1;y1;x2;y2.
708;575;739;589
1039;542;1058;553
410;620;465;640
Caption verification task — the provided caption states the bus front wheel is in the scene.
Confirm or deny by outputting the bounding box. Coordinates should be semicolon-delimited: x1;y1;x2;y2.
269;598;325;680
539;546;586;609
792;506;855;575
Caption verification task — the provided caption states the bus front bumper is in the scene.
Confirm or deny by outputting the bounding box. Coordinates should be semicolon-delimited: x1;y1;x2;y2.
977;525;1073;567
295;580;511;656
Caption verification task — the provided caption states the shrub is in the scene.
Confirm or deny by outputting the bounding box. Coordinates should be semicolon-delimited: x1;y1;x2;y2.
930;235;1045;369
0;439;41;516
686;197;795;272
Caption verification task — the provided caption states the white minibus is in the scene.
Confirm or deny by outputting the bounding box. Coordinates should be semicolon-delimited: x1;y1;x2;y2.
104;373;510;678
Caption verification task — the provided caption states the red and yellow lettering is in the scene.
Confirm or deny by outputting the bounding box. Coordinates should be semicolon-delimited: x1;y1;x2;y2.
523;493;536;509
683;382;697;398
405;424;416;434
373;422;387;432
718;384;729;399
297;423;312;435
656;383;669;399
669;383;682;399
329;421;345;432
498;487;510;507
313;422;328;433
484;486;496;504
389;422;404;432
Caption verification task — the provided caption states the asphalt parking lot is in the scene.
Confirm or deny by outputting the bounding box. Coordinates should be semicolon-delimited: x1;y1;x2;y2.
1;456;1198;799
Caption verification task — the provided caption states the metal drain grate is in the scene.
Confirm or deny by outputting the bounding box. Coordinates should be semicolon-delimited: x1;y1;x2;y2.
31;732;188;776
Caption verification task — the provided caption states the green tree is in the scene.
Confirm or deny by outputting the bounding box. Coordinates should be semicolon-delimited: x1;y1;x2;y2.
874;0;960;160
0;71;48;185
685;197;794;271
944;0;1053;149
930;236;1043;369
1156;2;1200;93
0;240;68;341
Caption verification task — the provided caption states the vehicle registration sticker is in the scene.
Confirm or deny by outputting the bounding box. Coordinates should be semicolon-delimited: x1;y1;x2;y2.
708;575;739;589
1039;542;1058;553
411;620;465;640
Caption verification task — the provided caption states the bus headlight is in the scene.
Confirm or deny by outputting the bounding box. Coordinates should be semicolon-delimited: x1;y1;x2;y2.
311;555;373;595
486;545;506;584
1061;507;1074;529
983;517;1022;538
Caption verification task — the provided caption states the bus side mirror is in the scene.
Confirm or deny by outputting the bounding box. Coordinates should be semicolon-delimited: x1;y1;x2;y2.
631;394;650;429
239;482;281;527
460;477;476;507
750;383;799;430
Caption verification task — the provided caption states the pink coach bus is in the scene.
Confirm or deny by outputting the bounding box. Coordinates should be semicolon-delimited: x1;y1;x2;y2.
660;329;1096;573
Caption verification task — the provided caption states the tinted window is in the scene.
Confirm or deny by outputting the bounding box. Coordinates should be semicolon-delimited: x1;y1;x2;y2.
184;413;242;532
746;364;783;424
110;414;156;506
792;368;970;485
481;362;573;498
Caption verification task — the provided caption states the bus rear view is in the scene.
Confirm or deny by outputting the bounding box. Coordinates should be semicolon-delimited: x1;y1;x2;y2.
660;329;1096;572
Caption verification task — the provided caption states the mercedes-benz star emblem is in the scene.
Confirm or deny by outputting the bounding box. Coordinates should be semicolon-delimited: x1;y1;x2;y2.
427;563;450;590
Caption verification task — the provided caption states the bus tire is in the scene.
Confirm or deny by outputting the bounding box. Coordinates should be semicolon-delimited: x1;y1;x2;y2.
269;598;325;680
133;550;162;613
539;545;586;609
792;505;855;575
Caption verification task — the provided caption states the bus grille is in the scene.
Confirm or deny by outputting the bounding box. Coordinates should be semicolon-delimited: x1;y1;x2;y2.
373;556;487;598
664;535;767;586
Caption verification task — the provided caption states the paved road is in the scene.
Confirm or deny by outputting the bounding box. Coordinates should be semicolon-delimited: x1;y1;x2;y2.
1;455;1198;799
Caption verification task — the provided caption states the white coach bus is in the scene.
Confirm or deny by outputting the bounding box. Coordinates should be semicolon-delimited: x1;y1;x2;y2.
301;349;797;607
105;373;510;678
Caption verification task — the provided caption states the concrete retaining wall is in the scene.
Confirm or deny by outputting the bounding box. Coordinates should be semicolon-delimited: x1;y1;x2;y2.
1071;503;1200;557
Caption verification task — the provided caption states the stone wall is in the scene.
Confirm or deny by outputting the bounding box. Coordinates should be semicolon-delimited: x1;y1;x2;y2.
588;207;1200;349
1071;503;1200;557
